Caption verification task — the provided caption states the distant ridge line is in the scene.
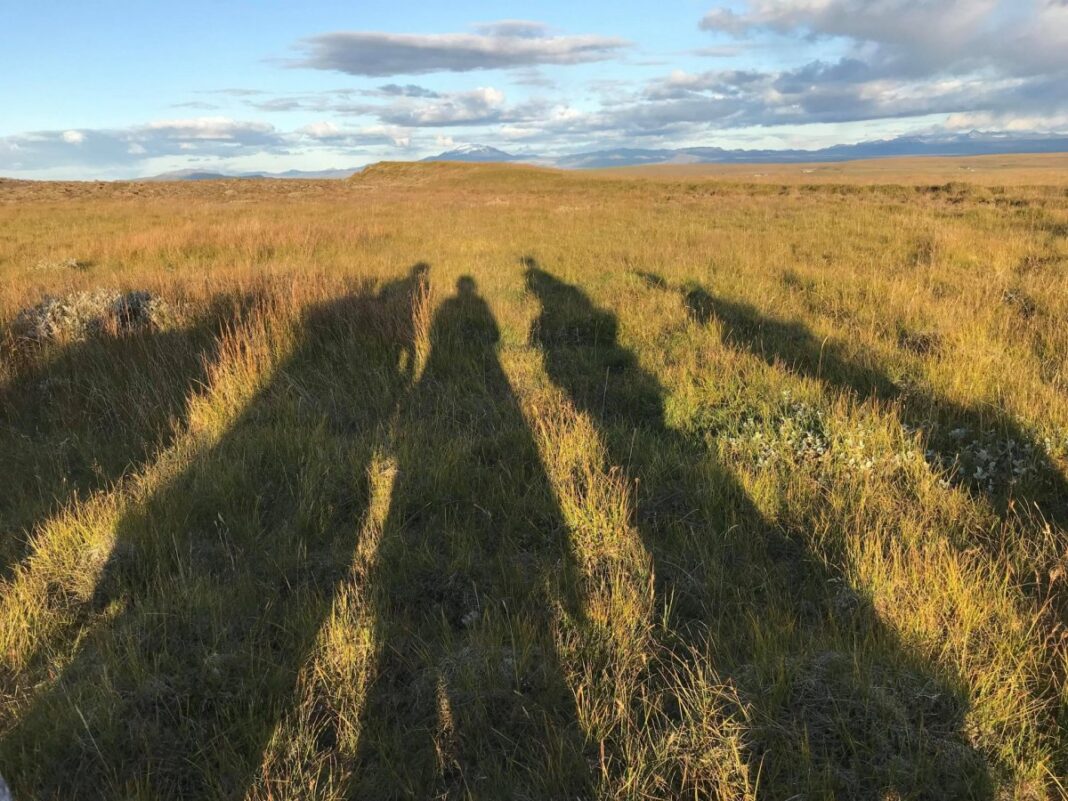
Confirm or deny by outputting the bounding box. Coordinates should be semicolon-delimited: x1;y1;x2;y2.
22;131;1066;182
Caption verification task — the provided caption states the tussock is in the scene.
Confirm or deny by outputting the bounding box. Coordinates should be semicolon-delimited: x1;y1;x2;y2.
11;289;172;344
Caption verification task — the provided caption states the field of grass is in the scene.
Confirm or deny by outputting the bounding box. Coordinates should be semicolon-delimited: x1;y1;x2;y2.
603;152;1068;186
0;159;1066;799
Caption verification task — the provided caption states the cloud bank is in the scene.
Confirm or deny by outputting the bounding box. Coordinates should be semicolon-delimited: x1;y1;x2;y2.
0;117;413;176
691;0;1068;130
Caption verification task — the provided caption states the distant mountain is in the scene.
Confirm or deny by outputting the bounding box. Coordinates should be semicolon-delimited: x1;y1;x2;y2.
424;132;1068;170
143;167;357;181
126;132;1068;182
421;144;530;163
144;169;237;181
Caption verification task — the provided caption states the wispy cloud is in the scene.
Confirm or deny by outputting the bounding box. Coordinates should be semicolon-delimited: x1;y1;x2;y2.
172;101;223;111
373;83;442;98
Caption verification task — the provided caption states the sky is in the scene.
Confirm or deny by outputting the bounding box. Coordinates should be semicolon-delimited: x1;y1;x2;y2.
2;0;1067;179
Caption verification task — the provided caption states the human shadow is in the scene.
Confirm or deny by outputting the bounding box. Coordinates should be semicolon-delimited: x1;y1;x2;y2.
662;277;1067;611
0;267;428;800
526;262;992;800
0;295;251;583
350;277;593;799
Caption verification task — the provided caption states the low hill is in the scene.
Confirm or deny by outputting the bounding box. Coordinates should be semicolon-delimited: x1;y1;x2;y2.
352;152;1068;188
352;159;572;189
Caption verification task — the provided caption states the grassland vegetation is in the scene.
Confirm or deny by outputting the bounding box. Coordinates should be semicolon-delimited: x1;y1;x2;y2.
0;156;1065;799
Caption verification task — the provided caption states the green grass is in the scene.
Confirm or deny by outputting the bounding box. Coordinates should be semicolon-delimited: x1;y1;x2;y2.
0;163;1066;799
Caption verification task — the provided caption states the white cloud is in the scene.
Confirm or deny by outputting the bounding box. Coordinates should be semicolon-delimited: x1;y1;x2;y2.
144;117;277;140
381;86;506;125
944;110;1068;132
62;130;85;144
327;86;544;128
359;125;412;147
299;121;342;139
295;121;413;148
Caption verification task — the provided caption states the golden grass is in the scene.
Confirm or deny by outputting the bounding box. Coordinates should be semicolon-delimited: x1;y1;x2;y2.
0;160;1066;799
598;152;1068;185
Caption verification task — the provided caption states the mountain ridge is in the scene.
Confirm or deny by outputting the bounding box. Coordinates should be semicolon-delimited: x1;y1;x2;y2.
127;131;1068;180
143;167;359;181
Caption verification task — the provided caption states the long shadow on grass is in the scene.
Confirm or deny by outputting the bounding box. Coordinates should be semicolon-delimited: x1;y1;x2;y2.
668;279;1067;614
0;296;250;583
350;276;593;799
526;262;992;800
0;268;427;800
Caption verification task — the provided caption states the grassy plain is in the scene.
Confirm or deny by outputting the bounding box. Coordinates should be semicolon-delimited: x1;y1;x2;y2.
0;155;1066;799
603;151;1068;185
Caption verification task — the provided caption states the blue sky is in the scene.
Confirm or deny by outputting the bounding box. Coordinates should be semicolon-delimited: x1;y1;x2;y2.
3;1;1066;178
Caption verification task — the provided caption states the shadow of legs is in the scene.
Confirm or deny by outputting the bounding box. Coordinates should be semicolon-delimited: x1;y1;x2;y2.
352;276;592;800
527;262;991;799
1;274;426;800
